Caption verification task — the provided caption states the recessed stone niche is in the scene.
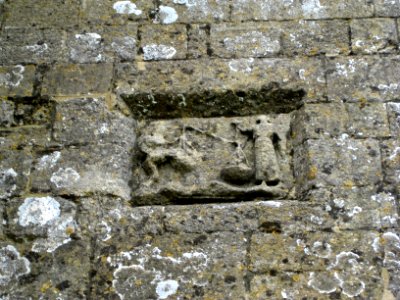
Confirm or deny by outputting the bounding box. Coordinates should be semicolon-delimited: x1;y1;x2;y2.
128;85;304;205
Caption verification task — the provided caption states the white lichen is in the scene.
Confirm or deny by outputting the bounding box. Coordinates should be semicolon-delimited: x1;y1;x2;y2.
18;196;61;227
36;151;61;171
50;167;80;189
113;1;142;15
156;280;179;299
0;65;25;88
0;245;30;287
143;44;177;60
158;6;178;24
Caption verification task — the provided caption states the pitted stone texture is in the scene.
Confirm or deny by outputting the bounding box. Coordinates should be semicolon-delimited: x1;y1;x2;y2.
0;126;51;150
381;140;400;194
102;24;138;62
0;150;32;200
42;64;113;96
0;99;15;127
140;24;187;61
82;0;151;25
350;18;398;54
386;102;400;137
0;28;67;65
159;0;230;23
0;244;31;291
7;196;78;253
133;115;293;204
52;98;136;147
210;23;281;58
282;20;349;57
3;0;81;29
116;58;325;118
346;103;391;138
327;56;400;102
306;187;399;230
187;24;208;58
291;103;349;146
231;0;374;21
31;144;133;200
294;136;382;194
0;65;36;97
375;0;400;16
94;232;247;300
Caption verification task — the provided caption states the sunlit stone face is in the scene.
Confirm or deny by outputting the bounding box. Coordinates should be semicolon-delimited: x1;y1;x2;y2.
133;114;293;205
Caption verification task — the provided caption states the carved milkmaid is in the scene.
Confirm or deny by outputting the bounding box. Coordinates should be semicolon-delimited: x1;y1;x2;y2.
133;115;293;204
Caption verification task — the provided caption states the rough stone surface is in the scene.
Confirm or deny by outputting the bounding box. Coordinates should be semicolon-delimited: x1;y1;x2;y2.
1;1;399;299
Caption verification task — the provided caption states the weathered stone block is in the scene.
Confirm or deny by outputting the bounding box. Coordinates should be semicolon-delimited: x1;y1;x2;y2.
102;24;138;62
158;0;230;23
82;0;152;25
94;232;247;299
0;99;15;127
210;23;281;58
351;18;398;54
30;144;133;200
0;126;52;150
381;140;400;193
294;136;382;193
0;65;36;97
140;24;187;61
386;102;400;137
41;64;113;96
187;24;208;58
282;20;349;56
0;150;32;200
67;31;107;64
327;56;400;102
231;0;374;21
375;0;400;16
52;98;136;147
306;187;399;230
0;28;67;65
346;103;391;138
116;58;326;118
231;0;302;21
291;103;349;145
133;115;293;205
3;0;81;29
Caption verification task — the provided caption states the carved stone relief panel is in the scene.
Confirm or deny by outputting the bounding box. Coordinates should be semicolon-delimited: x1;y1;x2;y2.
133;114;293;205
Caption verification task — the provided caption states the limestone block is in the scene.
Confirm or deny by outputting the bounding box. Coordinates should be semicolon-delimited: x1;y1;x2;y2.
187;24;208;58
0;150;32;200
351;18;398;54
0;65;36;97
306;187;399;230
291;103;349;146
67;31;107;64
346;103;391;138
30;144;133;200
3;0;81;29
81;0;151;25
116;58;326;118
375;0;400;16
294;136;382;193
133;115;293;205
41;64;113;96
210;23;281;58
158;0;230;23
0;28;67;65
52;98;136;147
327;56;400;102
140;24;187;60
282;20;349;56
93;232;247;299
0;99;15;127
0;126;52;150
381;139;400;193
231;0;373;21
102;24;138;62
231;0;303;21
386;102;400;137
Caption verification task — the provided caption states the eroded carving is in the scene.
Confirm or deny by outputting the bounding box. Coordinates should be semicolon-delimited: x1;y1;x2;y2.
133;115;293;204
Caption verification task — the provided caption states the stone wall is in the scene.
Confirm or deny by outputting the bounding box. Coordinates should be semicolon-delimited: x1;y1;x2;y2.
0;0;399;299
